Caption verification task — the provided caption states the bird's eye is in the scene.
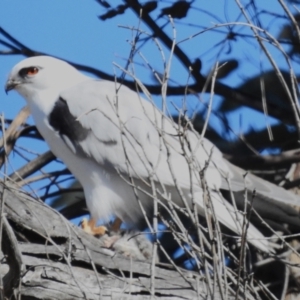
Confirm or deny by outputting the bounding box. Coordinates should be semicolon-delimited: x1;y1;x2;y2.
19;67;39;78
27;67;39;75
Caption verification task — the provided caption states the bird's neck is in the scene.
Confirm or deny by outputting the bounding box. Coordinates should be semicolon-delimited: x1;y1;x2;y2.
25;88;59;116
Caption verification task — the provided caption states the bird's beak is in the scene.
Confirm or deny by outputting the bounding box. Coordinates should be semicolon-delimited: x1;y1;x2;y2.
5;79;20;94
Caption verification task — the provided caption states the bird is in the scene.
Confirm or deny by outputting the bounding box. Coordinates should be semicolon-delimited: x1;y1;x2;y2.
5;56;300;253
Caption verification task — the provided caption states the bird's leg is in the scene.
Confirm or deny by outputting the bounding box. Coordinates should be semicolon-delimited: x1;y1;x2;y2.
81;218;108;236
102;217;123;248
110;217;122;232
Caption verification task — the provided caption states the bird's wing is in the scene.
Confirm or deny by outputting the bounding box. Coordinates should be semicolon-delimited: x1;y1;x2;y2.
50;79;297;251
54;79;223;191
220;160;300;206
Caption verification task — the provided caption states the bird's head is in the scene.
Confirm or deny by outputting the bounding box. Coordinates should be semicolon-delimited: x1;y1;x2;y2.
5;56;88;102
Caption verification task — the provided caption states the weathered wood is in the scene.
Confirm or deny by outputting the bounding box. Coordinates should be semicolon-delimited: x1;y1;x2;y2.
0;182;253;299
2;215;23;298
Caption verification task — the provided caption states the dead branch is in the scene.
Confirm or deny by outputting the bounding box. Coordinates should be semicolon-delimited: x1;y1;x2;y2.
0;181;254;299
0;106;30;168
0;25;297;125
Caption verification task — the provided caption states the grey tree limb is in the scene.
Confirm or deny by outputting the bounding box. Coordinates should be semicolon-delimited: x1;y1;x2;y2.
0;181;256;299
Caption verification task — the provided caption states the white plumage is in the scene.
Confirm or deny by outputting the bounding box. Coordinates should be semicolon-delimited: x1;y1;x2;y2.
6;56;299;252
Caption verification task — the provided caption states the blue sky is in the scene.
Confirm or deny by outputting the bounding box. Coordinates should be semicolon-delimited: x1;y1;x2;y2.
0;1;296;193
1;1;290;120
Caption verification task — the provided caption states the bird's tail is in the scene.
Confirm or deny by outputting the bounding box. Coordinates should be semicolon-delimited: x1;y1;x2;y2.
196;191;270;253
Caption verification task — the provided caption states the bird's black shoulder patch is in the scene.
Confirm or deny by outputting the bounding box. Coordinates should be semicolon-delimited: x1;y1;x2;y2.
49;97;89;142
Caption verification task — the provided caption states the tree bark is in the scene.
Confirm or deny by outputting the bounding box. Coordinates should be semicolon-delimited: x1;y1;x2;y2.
0;181;253;299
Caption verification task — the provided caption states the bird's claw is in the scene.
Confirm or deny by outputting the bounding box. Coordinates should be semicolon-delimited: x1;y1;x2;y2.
81;218;109;237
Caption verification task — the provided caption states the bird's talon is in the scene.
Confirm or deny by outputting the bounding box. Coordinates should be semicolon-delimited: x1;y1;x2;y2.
81;218;108;237
110;217;122;233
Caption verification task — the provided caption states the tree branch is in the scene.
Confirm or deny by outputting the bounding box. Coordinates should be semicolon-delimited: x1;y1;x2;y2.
0;26;297;125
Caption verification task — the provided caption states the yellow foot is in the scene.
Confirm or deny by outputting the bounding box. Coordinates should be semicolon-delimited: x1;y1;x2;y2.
81;218;108;236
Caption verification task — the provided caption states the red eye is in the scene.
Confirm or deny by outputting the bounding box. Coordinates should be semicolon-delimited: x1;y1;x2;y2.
19;66;40;78
27;67;39;75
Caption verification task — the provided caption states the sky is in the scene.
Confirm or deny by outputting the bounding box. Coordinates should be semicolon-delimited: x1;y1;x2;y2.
0;0;297;196
1;1;290;120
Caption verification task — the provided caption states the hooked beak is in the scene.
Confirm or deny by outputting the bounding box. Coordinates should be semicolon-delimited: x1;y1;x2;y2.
5;79;20;94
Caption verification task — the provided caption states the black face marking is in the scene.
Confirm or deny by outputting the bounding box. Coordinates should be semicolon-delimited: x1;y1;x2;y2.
49;97;89;143
18;66;39;78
